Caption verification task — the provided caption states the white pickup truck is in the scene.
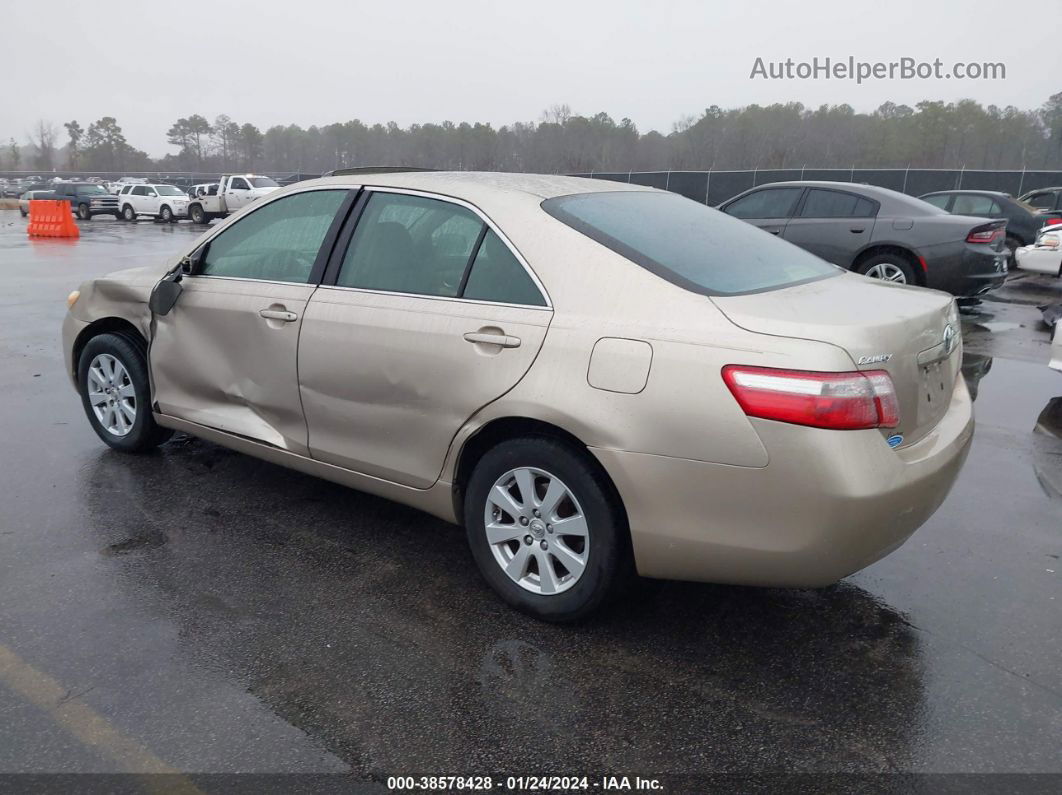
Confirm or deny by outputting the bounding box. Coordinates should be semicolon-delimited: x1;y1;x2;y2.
186;174;281;224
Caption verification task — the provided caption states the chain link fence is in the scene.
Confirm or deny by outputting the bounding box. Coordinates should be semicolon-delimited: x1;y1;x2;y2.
572;168;1062;205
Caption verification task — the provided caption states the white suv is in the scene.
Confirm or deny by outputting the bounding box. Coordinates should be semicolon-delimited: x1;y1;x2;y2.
118;184;191;223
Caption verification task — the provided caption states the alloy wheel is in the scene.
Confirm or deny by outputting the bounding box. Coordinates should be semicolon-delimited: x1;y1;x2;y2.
863;262;908;283
86;353;136;437
483;467;589;595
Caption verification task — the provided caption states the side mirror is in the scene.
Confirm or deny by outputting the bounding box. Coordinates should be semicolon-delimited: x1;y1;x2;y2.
149;272;183;316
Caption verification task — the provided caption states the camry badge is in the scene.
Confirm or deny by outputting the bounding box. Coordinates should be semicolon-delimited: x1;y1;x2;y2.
858;353;893;365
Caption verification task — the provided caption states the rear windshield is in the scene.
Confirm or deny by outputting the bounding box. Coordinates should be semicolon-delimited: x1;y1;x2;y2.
542;191;839;296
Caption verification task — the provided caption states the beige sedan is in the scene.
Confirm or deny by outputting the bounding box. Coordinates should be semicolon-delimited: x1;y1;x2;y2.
62;172;973;620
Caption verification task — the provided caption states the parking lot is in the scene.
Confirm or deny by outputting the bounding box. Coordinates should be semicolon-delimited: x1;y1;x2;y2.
0;212;1059;780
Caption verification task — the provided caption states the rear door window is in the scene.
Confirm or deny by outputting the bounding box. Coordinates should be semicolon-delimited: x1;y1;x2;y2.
800;189;877;218
921;194;952;211
1023;192;1056;210
336;192;484;297
722;188;803;219
952;195;999;216
544;191;839;296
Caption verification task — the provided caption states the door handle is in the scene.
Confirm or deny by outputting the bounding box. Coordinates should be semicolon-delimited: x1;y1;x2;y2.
463;331;521;348
850;227;865;233
768;229;781;235
259;308;298;322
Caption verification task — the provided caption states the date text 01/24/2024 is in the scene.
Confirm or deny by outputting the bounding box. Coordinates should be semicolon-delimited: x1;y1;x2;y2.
386;776;664;791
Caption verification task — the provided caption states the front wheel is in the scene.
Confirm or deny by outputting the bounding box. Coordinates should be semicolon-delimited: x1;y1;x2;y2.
77;333;173;453
160;206;174;223
122;205;136;222
20;208;27;217
859;254;917;285
189;205;206;224
77;203;91;220
464;437;631;622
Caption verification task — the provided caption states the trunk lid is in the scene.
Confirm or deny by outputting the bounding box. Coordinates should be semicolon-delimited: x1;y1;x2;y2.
711;272;960;446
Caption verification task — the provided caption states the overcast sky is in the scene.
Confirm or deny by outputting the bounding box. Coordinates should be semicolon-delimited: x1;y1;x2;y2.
3;0;1055;158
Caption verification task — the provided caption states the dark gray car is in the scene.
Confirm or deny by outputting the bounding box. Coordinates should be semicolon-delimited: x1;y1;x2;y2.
718;181;1007;298
920;189;1061;265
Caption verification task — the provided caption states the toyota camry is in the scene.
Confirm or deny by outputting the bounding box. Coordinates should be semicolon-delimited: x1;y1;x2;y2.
62;172;973;621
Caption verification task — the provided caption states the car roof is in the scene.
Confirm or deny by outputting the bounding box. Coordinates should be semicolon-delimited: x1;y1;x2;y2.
1022;186;1062;193
296;171;651;202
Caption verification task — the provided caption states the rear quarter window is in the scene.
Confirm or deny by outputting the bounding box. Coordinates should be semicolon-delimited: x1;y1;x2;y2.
543;191;839;296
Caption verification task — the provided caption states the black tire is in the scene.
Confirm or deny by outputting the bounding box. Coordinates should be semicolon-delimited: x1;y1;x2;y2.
160;205;173;223
77;332;173;453
113;212;123;221
858;253;917;285
189;205;206;224
122;205;136;222
20;208;27;217
464;436;632;622
77;203;91;220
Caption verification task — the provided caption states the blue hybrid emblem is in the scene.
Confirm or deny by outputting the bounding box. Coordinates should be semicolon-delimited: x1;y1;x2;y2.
887;434;904;449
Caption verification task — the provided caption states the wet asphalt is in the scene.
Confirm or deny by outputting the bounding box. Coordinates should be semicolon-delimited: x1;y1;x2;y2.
0;212;1059;780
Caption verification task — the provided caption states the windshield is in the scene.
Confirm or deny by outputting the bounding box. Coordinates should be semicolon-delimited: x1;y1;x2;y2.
155;185;185;196
542;191;840;296
76;185;108;195
248;177;279;188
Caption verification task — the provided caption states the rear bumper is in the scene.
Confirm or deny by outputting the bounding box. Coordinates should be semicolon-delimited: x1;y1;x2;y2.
922;243;1007;297
592;376;974;587
1016;245;1061;276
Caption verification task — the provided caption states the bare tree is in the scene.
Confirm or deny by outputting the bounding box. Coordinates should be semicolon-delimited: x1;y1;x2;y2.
31;120;57;171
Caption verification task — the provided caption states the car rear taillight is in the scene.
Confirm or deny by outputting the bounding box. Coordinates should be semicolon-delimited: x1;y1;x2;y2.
722;366;900;430
966;224;1004;244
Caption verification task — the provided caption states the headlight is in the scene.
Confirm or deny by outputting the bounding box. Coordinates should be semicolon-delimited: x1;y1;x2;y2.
67;290;80;309
1039;233;1060;249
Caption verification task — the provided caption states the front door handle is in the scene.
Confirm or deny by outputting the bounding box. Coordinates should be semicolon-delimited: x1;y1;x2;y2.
463;331;521;348
850;227;866;233
768;229;781;235
259;308;298;322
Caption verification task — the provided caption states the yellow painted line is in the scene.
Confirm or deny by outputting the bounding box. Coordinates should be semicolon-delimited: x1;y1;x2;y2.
0;643;202;793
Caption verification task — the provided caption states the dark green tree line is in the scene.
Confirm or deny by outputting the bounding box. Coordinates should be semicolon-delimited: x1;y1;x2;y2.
9;93;1062;173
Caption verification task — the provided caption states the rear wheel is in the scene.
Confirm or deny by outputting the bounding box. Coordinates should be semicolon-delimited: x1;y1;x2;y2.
20;207;27;217
464;437;631;622
77;333;172;453
859;253;917;285
76;203;91;220
122;205;136;222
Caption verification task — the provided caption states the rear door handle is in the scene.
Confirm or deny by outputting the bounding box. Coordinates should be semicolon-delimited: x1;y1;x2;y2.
259;308;298;322
768;229;781;235
463;331;521;348
850;227;865;233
